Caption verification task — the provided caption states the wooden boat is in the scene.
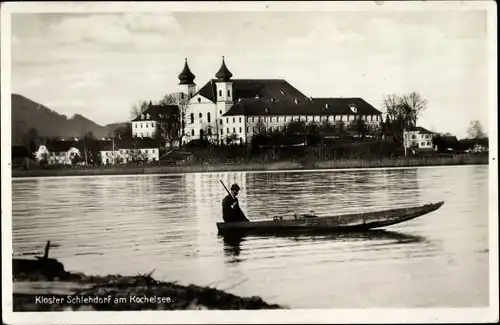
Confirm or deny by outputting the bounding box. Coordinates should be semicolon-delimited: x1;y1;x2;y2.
216;201;444;235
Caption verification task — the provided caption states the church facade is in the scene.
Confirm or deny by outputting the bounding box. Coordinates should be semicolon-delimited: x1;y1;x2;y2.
178;57;383;145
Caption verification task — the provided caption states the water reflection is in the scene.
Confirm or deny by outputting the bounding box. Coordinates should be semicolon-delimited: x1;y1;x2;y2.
220;229;426;249
218;229;430;270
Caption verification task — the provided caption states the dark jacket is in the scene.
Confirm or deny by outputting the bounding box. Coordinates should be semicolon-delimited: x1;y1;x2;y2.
222;194;249;223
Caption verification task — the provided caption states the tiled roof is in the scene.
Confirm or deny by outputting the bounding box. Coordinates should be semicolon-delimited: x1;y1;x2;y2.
131;104;179;122
45;140;82;152
215;56;233;82
222;97;382;117
195;79;310;103
178;58;196;85
406;126;433;134
43;138;161;153
101;138;162;150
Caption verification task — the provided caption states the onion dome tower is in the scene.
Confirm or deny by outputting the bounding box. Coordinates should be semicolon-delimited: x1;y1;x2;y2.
215;56;233;103
178;58;196;99
215;56;233;82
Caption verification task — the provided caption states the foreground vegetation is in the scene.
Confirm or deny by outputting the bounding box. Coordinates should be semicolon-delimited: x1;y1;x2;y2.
13;265;283;311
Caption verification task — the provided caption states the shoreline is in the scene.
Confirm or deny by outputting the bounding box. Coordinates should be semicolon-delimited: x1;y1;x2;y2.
11;155;489;178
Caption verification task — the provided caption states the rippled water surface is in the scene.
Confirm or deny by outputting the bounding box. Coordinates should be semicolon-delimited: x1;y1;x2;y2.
12;165;490;308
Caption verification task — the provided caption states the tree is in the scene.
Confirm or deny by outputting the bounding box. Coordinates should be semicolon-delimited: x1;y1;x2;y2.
319;120;335;133
71;154;81;166
400;92;428;128
130;100;150;120
21;127;41;158
158;93;188;145
335;121;346;137
254;119;267;136
226;133;240;146
347;118;367;138
82;131;102;166
113;123;132;140
382;92;428;145
154;103;181;149
306;122;322;145
467;120;486;139
284;120;306;135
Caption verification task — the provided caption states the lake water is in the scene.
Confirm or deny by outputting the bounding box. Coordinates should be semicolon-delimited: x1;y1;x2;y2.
11;165;490;308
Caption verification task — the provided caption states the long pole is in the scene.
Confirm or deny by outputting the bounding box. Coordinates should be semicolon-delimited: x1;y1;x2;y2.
220;180;233;199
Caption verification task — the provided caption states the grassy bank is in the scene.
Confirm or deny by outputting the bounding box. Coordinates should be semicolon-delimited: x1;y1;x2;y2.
12;154;488;178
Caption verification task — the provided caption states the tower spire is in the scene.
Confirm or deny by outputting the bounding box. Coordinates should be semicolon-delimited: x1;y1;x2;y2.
215;56;233;82
178;58;196;85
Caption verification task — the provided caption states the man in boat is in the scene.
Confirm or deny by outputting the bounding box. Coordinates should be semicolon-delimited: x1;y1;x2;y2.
222;184;250;223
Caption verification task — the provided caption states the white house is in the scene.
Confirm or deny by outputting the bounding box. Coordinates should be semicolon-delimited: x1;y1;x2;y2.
131;103;179;140
176;57;383;146
35;140;82;165
100;138;161;165
403;126;434;153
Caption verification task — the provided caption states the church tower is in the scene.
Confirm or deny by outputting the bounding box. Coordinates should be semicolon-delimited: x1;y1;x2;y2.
178;58;196;100
215;56;233;104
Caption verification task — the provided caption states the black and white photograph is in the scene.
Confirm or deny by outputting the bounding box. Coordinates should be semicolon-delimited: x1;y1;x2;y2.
1;1;498;324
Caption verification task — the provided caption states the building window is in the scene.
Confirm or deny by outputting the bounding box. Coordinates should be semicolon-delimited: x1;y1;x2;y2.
208;128;212;135
181;93;184;100
252;117;255;123
220;119;223;125
221;129;223;135
191;129;195;136
207;112;211;123
277;117;280;122
233;127;236;133
226;118;229;123
246;127;249;133
145;149;148;153
239;127;242;133
227;90;231;97
219;90;222;97
199;113;202;119
197;97;201;103
233;117;235;123
253;127;256;132
227;128;230;133
220;110;222;114
239;117;242;123
190;113;194;123
141;123;143;128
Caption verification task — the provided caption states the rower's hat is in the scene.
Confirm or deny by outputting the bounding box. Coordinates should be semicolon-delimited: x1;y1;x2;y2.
231;184;240;191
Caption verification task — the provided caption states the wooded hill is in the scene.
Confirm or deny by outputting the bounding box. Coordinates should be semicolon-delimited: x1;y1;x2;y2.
11;94;126;145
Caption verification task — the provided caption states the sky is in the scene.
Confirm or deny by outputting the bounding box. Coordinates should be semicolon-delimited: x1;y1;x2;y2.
9;4;493;139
